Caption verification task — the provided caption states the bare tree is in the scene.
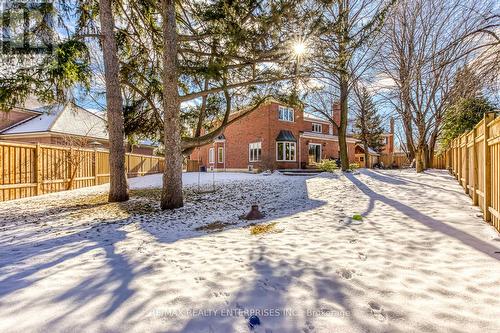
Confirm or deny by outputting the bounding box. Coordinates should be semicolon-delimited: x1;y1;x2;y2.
378;0;498;172
309;0;395;171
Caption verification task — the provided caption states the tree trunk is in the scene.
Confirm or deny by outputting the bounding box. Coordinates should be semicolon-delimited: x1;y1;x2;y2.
363;141;370;169
99;0;129;202
160;0;183;210
423;143;430;170
339;76;349;171
415;145;424;173
427;129;439;169
336;0;350;172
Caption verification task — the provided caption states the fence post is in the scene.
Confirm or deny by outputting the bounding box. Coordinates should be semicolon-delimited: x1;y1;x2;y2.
140;155;144;176
458;137;461;183
68;147;74;190
483;112;494;222
463;135;469;194
94;148;98;185
35;143;42;195
471;127;478;205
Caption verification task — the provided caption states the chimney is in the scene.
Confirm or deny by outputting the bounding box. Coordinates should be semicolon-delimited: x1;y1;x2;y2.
332;102;341;128
390;117;395;135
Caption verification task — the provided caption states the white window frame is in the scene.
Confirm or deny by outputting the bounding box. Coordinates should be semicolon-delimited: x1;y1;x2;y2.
217;147;224;163
276;141;296;161
208;147;215;164
249;142;262;162
312;123;322;133
278;106;294;122
308;143;322;163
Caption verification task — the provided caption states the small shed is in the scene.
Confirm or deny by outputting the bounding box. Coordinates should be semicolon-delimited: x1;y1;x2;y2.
354;144;380;168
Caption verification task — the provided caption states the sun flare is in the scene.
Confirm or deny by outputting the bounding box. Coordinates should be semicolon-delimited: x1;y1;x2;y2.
292;42;307;57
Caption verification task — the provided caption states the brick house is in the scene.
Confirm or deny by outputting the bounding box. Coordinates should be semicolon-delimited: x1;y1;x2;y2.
189;100;360;172
353;117;395;168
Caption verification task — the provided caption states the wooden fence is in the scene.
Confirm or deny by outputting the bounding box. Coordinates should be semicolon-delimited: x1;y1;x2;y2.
434;112;500;232
379;153;411;168
0;140;165;202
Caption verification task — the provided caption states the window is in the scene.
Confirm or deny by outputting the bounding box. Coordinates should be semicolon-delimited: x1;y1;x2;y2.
249;142;262;162
218;147;224;163
312;123;322;133
278;106;294;122
208;148;215;163
276;142;296;161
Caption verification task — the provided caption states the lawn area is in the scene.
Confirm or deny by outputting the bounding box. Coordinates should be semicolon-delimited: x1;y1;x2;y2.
0;170;499;333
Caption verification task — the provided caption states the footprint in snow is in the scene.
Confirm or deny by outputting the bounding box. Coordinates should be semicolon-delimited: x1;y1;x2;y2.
358;252;367;261
302;320;315;333
368;301;387;322
337;268;355;280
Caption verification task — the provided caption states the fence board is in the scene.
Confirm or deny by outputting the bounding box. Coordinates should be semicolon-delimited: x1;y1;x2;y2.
0;140;164;202
434;112;500;232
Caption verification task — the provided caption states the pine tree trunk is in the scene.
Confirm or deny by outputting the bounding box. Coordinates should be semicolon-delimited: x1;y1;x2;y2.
160;0;183;210
339;77;349;171
337;1;350;172
99;0;129;202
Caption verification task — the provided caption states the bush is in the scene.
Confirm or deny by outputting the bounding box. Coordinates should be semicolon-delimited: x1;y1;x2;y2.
317;159;338;172
349;163;360;170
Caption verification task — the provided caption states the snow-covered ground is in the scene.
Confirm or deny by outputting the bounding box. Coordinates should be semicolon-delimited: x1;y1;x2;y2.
0;170;499;333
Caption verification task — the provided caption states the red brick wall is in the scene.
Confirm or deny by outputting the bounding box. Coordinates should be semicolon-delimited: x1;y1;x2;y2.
303;120;331;135
380;134;394;155
189;101;358;171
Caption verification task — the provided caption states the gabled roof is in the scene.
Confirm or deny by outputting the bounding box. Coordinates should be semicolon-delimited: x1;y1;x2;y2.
1;103;108;140
356;143;380;156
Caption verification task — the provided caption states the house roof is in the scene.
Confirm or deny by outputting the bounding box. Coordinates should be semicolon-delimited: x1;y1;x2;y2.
356;144;380;156
303;113;330;124
276;130;297;142
1;103;108;140
301;131;359;143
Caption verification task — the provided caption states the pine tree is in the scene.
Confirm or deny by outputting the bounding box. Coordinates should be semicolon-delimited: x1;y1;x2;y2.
136;0;311;209
353;85;384;167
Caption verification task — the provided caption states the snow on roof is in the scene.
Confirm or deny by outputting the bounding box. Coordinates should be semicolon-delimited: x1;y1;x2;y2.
303;112;329;122
2;105;64;133
356;143;380;156
138;139;159;147
1;103;108;140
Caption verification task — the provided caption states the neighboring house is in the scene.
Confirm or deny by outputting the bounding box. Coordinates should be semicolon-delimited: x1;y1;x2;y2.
380;117;395;155
353;117;396;168
189;100;359;171
0;102;157;155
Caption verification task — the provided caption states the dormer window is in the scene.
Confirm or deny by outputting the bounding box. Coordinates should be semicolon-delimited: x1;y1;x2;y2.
312;123;322;133
278;106;294;122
